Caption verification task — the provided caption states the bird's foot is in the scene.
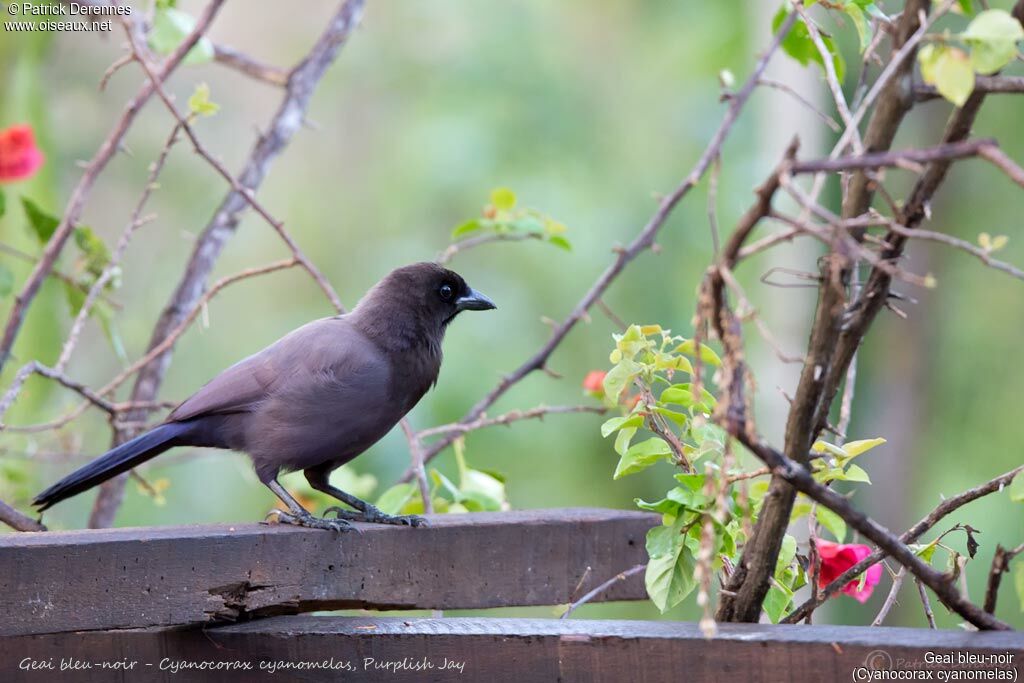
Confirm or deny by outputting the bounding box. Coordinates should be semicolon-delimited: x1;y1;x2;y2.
324;505;428;527
264;508;359;533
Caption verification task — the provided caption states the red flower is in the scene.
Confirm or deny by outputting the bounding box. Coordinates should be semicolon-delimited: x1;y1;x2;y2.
582;370;606;396
0;124;44;182
816;539;882;604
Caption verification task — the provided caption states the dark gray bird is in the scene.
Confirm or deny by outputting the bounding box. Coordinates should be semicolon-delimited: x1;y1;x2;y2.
33;262;495;531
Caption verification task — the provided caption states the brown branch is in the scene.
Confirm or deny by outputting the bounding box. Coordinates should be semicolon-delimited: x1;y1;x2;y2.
213;44;290;87
88;0;365;528
416;405;606;440
782;464;1024;623
733;433;1009;630
915;75;1024;102
399;10;800;483
790;138;996;175
916;579;937;629
0;498;45;532
124;31;344;314
437;232;542;265
0;0;226;373
559;564;645;619
984;542;1024;615
871;566;908;627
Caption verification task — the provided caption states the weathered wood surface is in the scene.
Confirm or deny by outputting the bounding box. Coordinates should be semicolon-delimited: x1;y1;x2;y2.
4;616;1022;682
0;508;655;637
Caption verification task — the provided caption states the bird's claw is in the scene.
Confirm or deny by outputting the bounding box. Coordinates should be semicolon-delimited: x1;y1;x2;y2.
264;508;359;533
324;505;428;527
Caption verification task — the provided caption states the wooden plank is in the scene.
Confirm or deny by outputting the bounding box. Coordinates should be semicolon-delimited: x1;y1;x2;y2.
3;616;1022;682
0;508;654;637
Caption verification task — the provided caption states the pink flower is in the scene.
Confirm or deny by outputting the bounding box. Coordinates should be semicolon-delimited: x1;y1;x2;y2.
816;539;882;603
582;370;606;396
0;124;45;182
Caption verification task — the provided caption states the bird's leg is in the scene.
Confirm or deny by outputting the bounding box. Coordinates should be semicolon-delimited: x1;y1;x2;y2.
305;469;428;527
263;479;357;532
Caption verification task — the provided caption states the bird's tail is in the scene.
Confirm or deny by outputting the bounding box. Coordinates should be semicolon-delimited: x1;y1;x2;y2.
33;422;190;511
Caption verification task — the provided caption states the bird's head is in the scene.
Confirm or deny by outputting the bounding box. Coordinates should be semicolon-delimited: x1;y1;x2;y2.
352;262;496;347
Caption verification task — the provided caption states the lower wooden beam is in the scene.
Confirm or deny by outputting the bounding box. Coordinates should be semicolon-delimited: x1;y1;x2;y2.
0;508;654;637
4;617;1022;682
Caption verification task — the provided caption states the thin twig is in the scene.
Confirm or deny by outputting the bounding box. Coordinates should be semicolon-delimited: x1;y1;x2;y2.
0;0;227;373
437;232;542;265
0;498;45;532
871;566;907;626
416;405;606;439
559;564;645;619
400;11;799;482
782;464;1024;624
983;542;1024;614
916;579;937;629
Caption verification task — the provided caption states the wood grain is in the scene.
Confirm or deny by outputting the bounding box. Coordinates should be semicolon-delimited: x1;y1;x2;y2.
0;508;654;637
3;616;1021;682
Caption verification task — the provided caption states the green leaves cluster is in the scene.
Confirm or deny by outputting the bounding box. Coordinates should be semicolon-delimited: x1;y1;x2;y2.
374;439;509;516
451;187;571;252
919;10;1024;106
598;324;889;617
599;325;721;481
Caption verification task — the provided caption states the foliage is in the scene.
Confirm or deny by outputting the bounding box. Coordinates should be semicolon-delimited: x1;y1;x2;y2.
451;187;571;252
597;325;894;619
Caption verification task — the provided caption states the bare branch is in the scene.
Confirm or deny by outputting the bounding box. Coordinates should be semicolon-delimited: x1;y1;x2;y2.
400;11;799;482
0;498;45;532
213;44;290;87
782;465;1024;623
559;564;645;620
0;0;227;373
416;405;606;439
983;542;1024;615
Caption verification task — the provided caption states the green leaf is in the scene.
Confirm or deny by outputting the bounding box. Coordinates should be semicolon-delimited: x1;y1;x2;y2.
673;473;706;492
548;235;572;251
843;463;872;484
451;219;481;239
763;580;795;623
0;264;13;298
634;496;682;515
21;197;59;243
1009;471;1024;503
816;506;847;543
645;529;698;613
148;7;215;66
614;425;637;456
843;2;871;51
843;437;886;457
913;538;941;564
772;5;846;80
188;82;220;117
490;187;516;211
602;358;641;402
672;339;722;367
920;45;975;106
962;9;1024;74
375;482;417;515
956;0;974;14
73;225;111;278
614;437;671;479
776;534;798;574
462;468;507;508
601;414;644;438
0;188;5;219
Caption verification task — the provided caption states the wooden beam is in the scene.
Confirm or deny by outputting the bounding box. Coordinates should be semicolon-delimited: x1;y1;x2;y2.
4;616;1021;682
0;508;654;637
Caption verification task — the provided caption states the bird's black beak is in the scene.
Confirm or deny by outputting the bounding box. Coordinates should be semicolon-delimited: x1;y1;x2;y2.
455;288;496;312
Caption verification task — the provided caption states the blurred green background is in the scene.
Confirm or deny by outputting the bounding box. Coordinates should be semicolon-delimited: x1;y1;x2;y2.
1;1;1021;629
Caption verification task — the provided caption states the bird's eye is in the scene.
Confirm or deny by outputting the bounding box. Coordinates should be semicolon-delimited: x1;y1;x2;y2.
439;284;454;301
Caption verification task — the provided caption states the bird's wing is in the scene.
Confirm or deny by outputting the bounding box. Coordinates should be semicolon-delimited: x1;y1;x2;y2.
167;316;355;423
